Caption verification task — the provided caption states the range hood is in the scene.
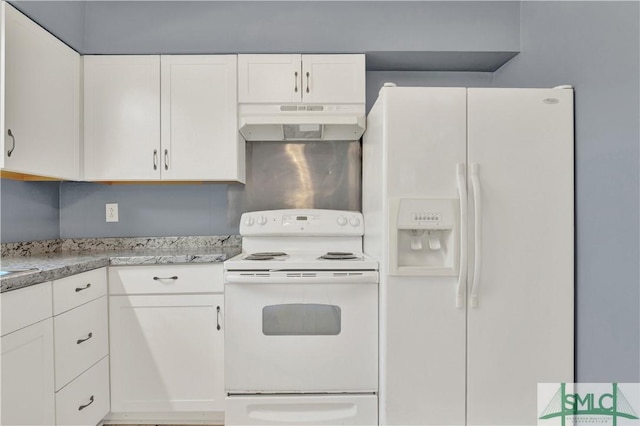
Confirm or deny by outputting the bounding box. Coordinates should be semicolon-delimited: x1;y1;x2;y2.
239;104;366;141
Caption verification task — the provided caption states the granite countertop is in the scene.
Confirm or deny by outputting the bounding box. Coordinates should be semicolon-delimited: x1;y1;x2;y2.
1;238;242;293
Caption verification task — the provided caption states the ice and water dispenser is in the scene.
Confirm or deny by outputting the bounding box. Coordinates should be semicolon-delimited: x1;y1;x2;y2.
389;198;459;276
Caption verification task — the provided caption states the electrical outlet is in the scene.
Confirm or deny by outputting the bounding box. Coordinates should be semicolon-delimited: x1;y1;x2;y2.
106;203;119;222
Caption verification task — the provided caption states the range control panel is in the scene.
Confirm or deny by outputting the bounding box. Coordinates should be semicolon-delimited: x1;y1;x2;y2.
240;209;364;236
282;214;321;226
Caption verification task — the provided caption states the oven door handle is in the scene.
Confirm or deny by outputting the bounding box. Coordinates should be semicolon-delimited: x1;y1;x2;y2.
224;271;379;284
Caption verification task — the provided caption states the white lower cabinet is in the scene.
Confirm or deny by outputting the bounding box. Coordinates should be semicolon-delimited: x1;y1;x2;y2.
55;356;110;426
1;281;55;426
108;264;225;417
1;317;56;426
52;268;110;426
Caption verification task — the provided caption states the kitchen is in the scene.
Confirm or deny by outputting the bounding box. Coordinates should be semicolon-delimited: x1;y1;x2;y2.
1;1;639;426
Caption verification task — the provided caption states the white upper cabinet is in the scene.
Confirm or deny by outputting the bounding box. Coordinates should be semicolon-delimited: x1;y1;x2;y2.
238;54;301;103
301;55;366;104
1;3;80;179
84;55;161;181
238;54;365;104
83;55;244;182
161;55;244;181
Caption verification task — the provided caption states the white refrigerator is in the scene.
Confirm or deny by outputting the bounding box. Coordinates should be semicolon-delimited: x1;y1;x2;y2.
363;86;574;425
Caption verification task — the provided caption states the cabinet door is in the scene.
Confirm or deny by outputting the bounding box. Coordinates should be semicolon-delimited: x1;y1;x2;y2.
109;294;224;412
3;3;80;179
1;318;55;426
161;55;243;181
466;88;574;425
238;54;301;103
84;55;160;181
301;54;365;104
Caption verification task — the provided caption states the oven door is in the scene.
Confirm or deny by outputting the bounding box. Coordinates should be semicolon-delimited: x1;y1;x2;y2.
224;271;378;393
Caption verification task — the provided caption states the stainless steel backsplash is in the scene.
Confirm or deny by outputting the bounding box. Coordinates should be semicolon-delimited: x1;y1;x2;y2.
227;141;362;227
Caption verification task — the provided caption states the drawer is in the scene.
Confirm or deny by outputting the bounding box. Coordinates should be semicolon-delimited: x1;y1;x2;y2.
1;282;52;336
54;297;108;390
55;356;109;426
109;264;222;295
53;268;107;315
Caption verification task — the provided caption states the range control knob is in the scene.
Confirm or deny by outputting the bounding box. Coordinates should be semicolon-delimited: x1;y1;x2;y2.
244;216;255;226
350;217;361;227
337;216;348;226
257;216;267;226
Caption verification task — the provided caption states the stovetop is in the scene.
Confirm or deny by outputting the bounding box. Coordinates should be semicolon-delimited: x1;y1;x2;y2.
227;209;378;271
224;250;379;271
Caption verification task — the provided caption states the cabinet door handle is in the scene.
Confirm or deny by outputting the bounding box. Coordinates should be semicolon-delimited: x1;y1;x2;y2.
7;129;15;157
216;306;221;331
153;149;158;170
164;149;169;170
76;332;93;344
305;72;310;93
75;283;91;292
294;71;299;93
153;276;178;281
78;395;94;411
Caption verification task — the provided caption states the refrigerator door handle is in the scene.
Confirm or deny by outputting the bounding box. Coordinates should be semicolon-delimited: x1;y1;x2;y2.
456;163;467;308
470;163;482;307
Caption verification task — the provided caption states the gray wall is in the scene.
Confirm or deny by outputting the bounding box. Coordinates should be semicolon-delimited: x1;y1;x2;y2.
59;182;237;238
0;179;60;243
366;71;494;111
494;0;640;383
12;1;520;71
8;1;85;51
82;1;519;55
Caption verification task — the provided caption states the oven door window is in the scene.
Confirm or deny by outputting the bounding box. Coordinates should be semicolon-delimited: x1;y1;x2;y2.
262;304;341;336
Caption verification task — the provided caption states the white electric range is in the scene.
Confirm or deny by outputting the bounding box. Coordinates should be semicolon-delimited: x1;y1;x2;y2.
224;209;379;426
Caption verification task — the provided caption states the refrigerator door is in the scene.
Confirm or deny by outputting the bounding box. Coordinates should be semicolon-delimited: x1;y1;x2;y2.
466;88;574;425
366;87;467;425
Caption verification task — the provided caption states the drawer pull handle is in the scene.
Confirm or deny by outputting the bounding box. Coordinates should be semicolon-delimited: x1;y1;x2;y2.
78;395;94;411
216;306;221;331
153;276;178;281
75;283;91;292
76;332;93;344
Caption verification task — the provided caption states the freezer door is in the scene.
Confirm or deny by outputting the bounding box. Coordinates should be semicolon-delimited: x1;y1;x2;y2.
367;87;467;426
466;88;574;425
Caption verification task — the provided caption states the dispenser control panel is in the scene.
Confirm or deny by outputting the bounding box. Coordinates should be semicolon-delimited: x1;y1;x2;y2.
396;199;456;230
412;212;442;223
